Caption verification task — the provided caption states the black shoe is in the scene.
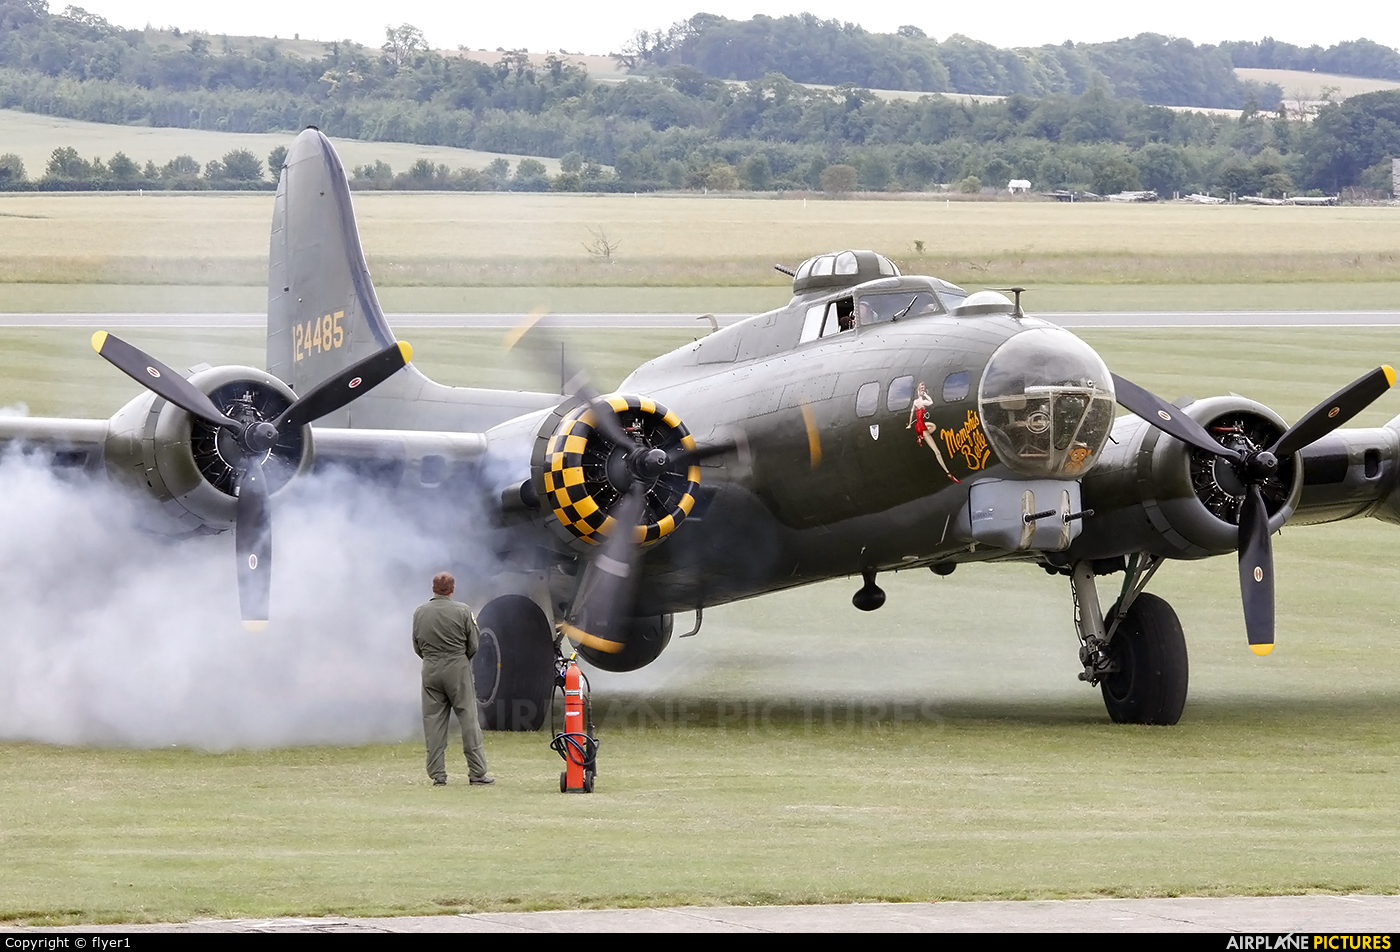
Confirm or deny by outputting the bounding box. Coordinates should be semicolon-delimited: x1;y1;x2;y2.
469;775;495;786
432;778;447;786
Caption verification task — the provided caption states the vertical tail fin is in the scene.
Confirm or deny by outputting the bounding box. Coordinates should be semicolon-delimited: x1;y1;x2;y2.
267;128;399;425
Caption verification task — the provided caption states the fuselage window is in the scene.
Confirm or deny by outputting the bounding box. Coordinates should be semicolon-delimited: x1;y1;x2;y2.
799;304;825;343
420;454;446;487
943;371;971;402
855;381;880;417
887;375;915;411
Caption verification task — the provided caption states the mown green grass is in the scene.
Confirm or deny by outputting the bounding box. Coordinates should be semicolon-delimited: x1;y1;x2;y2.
3;326;1400;924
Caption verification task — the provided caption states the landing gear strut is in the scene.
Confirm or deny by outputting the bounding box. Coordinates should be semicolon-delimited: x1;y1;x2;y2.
1071;556;1188;725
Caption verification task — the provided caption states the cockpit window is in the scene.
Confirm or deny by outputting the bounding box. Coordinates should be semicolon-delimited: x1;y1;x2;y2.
876;254;899;276
812;255;835;277
936;288;968;311
977;327;1115;478
795;258;814;281
821;298;856;336
856;291;944;325
835;251;859;274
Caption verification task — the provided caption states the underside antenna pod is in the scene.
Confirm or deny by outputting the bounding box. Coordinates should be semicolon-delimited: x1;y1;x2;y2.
852;569;886;612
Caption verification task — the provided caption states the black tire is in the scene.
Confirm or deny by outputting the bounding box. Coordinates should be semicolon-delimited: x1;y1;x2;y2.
474;594;557;731
1100;592;1189;726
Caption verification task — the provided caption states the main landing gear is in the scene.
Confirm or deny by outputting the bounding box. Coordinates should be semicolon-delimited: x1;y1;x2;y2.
474;594;558;731
1070;556;1188;725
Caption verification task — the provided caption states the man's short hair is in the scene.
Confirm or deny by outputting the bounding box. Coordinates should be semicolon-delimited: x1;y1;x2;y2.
432;572;455;595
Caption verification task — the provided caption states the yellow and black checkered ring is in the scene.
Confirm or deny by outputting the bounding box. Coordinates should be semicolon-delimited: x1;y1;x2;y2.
543;396;700;546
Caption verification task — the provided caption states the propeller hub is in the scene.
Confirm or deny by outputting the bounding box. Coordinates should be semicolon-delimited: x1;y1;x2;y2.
1246;450;1279;481
634;447;670;481
244;421;281;453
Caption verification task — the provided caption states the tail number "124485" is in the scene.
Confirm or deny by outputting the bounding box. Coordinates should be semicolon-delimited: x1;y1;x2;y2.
293;310;346;362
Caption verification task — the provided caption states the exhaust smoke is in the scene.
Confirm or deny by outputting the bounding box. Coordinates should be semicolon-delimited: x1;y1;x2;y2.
0;451;485;750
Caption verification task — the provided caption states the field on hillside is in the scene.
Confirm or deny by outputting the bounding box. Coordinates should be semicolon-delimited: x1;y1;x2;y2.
0;191;1396;316
0;109;561;184
3;325;1400;923
1236;68;1400;99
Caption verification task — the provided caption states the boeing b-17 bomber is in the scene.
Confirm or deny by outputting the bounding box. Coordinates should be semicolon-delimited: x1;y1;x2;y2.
3;128;1397;729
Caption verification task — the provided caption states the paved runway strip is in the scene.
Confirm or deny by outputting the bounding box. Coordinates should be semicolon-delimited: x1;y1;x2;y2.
4;311;1400;329
30;895;1400;933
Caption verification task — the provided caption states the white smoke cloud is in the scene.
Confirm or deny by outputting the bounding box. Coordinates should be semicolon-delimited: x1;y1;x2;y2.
0;452;480;749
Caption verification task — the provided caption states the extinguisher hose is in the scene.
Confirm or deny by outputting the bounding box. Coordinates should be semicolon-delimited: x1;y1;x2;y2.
549;731;599;769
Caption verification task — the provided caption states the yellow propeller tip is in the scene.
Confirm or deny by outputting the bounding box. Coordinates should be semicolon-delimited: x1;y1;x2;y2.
501;308;549;352
1250;643;1273;657
1384;365;1396;387
560;622;624;653
397;340;413;363
242;620;269;633
91;330;108;353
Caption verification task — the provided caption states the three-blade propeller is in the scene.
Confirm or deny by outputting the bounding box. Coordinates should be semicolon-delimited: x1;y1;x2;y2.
506;313;737;654
1112;366;1395;655
92;331;413;629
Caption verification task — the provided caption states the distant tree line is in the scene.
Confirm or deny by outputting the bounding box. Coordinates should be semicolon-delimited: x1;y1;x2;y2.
0;2;1395;197
1221;37;1400;81
619;14;1286;108
0;144;277;189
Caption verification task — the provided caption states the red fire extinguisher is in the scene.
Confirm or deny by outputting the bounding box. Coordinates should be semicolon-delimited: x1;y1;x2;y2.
550;654;597;793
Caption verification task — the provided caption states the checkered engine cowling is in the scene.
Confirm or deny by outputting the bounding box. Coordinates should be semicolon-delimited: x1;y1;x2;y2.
538;395;701;548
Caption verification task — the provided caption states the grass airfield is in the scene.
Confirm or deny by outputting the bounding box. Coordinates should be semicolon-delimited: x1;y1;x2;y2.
1;191;1398;314
3;325;1400;923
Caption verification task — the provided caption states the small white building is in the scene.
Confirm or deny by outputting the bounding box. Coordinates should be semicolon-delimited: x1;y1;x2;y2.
1007;179;1031;194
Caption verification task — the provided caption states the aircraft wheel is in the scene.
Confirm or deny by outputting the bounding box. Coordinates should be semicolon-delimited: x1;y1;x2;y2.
1099;592;1188;726
474;594;556;731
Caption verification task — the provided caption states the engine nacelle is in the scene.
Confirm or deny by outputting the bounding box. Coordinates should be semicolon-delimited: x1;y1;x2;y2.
531;395;700;552
575;614;674;672
1074;395;1303;561
102;365;312;533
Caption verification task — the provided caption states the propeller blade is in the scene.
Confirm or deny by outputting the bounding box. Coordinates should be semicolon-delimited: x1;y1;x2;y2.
1270;365;1395;459
503;312;644;456
1110;373;1242;462
800;402;823;468
277;341;413;430
559;484;646;654
91;331;238;429
234;455;273;632
1237;484;1274;656
667;438;737;469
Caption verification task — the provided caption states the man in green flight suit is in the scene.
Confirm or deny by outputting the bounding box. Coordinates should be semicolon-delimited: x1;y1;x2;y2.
413;571;493;786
